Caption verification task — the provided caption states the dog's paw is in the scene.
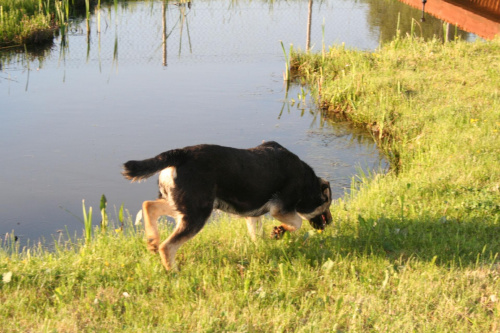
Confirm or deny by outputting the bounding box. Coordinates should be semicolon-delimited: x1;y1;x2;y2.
146;238;159;253
271;226;287;239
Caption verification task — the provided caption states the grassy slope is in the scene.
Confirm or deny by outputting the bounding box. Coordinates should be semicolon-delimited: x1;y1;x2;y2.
1;36;500;331
290;36;500;260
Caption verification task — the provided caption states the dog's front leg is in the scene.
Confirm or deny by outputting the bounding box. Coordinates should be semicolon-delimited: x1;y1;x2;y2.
270;211;302;239
142;199;176;253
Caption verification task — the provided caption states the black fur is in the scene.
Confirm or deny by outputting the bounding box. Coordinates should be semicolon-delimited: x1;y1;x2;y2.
122;149;187;182
123;141;332;229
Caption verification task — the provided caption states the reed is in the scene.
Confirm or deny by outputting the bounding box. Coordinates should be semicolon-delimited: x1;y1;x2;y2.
85;0;90;35
100;194;108;232
117;203;125;231
82;200;93;244
280;40;293;82
96;0;101;34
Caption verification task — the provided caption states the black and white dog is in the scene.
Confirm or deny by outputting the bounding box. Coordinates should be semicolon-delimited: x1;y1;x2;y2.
122;141;332;271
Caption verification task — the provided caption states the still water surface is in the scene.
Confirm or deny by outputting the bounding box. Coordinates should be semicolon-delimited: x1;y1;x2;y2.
0;0;477;245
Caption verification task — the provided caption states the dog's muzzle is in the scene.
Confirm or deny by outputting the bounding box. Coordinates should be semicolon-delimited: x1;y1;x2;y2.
308;210;332;230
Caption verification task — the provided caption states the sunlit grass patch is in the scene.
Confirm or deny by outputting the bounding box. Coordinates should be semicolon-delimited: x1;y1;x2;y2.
1;205;499;331
291;35;500;224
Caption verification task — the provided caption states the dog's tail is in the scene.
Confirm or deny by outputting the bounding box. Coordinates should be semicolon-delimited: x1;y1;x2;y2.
122;149;187;182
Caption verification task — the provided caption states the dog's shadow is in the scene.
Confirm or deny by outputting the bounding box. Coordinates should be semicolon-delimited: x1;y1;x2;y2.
261;214;500;270
155;212;499;272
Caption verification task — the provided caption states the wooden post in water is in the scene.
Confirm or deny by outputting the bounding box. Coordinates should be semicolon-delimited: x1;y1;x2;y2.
306;0;313;52
162;0;168;67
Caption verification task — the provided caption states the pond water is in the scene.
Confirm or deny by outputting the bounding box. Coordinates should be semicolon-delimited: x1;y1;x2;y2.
0;0;478;245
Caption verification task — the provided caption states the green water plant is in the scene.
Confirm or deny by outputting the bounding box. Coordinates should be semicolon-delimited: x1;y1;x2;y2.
82;199;92;244
100;194;108;232
280;40;293;82
118;203;124;231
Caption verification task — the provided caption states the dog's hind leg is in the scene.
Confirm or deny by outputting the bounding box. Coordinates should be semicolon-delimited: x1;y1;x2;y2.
142;199;177;253
158;210;211;271
246;217;263;242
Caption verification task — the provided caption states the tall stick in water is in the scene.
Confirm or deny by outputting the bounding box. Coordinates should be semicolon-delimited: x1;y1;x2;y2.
306;0;313;52
162;0;168;66
97;0;101;34
85;0;90;37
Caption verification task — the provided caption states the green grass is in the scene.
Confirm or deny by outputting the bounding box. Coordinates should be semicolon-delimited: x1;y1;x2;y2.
290;35;500;229
1;35;500;331
1;213;499;331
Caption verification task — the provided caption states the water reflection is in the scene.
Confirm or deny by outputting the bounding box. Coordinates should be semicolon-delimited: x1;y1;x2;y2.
1;0;483;74
398;0;500;40
361;0;476;43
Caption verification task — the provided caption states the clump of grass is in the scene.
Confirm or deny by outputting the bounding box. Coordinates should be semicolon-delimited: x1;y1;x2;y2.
0;8;54;47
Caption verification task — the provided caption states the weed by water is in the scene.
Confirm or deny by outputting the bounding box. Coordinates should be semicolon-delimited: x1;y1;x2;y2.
280;40;293;82
100;194;108;232
82;200;93;244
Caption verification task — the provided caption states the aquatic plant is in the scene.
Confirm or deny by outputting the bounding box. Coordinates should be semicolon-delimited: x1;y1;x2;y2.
100;194;108;232
85;0;90;35
117;203;125;231
82;200;92;244
280;40;293;82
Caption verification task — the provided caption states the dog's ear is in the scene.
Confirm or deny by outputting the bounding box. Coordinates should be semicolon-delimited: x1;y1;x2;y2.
319;178;331;202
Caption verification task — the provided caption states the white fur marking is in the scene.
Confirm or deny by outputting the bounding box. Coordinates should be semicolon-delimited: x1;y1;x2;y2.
159;167;176;184
158;167;179;219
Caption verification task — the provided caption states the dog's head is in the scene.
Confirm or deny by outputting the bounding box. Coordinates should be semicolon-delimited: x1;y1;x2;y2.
304;178;333;230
